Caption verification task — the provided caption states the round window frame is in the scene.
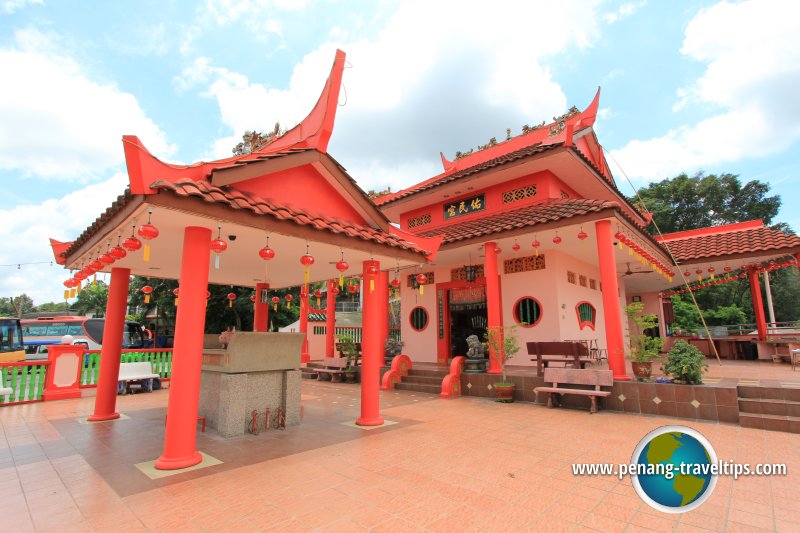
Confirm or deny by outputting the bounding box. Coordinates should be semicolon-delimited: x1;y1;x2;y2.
513;296;543;328
409;306;429;332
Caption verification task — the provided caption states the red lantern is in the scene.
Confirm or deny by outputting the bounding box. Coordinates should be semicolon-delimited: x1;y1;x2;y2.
227;292;236;308
271;295;280;311
512;243;521;252
314;289;323;308
415;273;428;295
111;246;127;259
552;235;562;245
614;231;623;240
331;287;340;296
206;290;211;299
142;285;153;304
137;224;158;262
390;278;401;289
124;235;142;251
91;258;104;271
723;266;731;272
708;267;715;279
259;246;275;260
100;252;115;265
211;238;228;253
285;293;293;309
74;271;86;281
249;294;256;303
173;288;179;306
300;244;315;286
577;230;588;241
695;269;703;281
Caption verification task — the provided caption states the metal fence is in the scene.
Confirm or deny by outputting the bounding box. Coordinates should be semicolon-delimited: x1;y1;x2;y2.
81;349;173;387
0;362;49;404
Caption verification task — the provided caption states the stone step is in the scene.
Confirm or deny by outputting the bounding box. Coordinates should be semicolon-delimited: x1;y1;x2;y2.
737;397;800;417
406;368;448;378
739;412;800;433
403;375;443;385
395;382;441;395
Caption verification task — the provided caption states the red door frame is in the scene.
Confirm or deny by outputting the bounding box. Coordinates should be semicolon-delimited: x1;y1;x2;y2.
435;278;492;365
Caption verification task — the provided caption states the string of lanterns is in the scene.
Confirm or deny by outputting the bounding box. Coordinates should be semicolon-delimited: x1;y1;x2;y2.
661;258;798;298
613;229;675;282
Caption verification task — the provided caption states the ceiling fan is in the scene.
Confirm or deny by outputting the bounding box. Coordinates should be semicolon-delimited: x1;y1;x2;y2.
619;262;653;276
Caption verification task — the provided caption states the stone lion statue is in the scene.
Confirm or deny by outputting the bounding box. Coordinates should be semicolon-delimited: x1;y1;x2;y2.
466;334;485;359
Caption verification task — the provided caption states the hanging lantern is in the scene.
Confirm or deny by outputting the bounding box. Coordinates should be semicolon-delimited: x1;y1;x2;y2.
390;276;401;296
111;245;127;259
206;290;211;299
708;267;715;280
415;273;428;295
271;295;280;312
695;268;703;281
577;228;588;241
123;225;142;252
531;237;541;257
683;271;690;278
314;289;323;308
366;262;379;293
211;225;227;270
285;293;294;309
512;239;520;253
332;286;340;296
249;294;256;303
258;234;275;280
173;288;179;306
300;243;315;287
137;210;159;262
227;292;236;308
336;251;349;288
348;280;359;302
142;285;153;304
552;234;562;245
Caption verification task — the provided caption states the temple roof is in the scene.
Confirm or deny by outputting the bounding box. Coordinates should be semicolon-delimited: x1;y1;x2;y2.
657;220;800;263
376;88;609;207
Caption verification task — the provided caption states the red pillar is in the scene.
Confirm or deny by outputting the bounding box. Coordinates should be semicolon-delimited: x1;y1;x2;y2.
484;242;503;374
325;279;336;358
357;260;385;426
155;226;211;470
253;282;269;332
595;220;630;380
300;286;310;363
748;268;767;341
88;267;130;421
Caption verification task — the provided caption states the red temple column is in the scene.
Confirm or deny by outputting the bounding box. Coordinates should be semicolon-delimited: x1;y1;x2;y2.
155;226;211;470
87;267;130;421
300;286;310;363
357;260;385;426
595;220;630;380
253;282;269;332
325;279;336;357
748;268;768;341
484;241;503;374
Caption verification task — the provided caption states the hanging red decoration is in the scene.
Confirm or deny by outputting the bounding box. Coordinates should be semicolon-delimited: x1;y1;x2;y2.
285;293;294;309
173;288;179;306
249;294;256;303
695;268;703;281
100;252;115;265
123;236;142;251
227;292;236;308
512;242;520;252
271;295;280;312
577;230;588;241
531;238;541;257
90;257;104;271
111;245;127;259
210;225;227;270
258;246;275;260
415;273;428;295
206;290;211;299
300;243;314;287
314;289;323;308
708;267;716;280
390;278;401;289
552;235;562;245
336;251;349;288
331;287;340;296
137;210;159;262
142;285;153;304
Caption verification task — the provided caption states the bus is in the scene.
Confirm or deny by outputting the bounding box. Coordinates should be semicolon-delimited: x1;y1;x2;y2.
0;317;25;362
21;316;150;351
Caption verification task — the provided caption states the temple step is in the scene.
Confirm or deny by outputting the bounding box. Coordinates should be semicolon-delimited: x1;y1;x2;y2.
402;375;443;385
738;412;800;433
405;368;448;378
737;397;800;417
395;382;442;395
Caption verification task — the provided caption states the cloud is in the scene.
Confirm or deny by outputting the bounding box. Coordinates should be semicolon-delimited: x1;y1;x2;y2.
602;1;645;24
609;0;800;182
0;28;175;180
1;0;42;14
0;173;128;305
177;0;602;191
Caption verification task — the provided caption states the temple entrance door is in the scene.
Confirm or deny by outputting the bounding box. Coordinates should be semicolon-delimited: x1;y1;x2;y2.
448;285;488;359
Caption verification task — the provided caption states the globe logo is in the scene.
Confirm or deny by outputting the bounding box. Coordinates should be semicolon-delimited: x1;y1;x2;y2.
631;426;718;513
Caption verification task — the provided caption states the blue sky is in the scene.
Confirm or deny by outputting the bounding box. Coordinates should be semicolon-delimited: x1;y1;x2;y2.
1;0;798;304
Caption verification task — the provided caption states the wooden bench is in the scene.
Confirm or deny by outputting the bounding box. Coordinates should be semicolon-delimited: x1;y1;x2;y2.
527;341;594;377
315;356;357;382
534;368;613;413
117;361;160;394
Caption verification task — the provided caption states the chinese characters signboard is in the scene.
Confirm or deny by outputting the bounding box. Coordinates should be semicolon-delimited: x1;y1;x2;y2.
443;194;486;220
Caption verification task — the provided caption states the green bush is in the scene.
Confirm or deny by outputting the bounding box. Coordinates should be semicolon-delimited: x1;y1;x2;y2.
664;340;708;384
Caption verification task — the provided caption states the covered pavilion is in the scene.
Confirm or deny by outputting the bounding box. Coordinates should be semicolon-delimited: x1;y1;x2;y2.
48;50;441;470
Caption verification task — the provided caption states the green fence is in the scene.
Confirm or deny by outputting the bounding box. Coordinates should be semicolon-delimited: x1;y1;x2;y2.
0;362;49;404
332;327;401;343
81;349;173;387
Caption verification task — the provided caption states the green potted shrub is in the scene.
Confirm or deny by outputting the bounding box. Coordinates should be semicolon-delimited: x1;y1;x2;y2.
664;340;708;384
384;337;403;366
625;303;664;381
336;333;359;383
485;325;521;402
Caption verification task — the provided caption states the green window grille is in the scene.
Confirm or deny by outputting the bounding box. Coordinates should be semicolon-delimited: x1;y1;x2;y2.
410;307;428;331
577;302;596;328
515;298;541;326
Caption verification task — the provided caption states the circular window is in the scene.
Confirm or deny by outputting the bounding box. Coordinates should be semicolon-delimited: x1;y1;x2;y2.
514;297;542;327
409;307;429;331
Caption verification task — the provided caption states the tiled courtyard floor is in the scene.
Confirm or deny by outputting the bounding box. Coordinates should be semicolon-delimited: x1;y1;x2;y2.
1;378;798;532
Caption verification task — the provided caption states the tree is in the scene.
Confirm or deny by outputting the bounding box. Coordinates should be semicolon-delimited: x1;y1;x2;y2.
633;172;781;234
71;282;109;317
35;301;71;313
0;294;35;317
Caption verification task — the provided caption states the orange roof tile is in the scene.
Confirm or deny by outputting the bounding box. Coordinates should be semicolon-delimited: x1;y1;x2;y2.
659;223;800;262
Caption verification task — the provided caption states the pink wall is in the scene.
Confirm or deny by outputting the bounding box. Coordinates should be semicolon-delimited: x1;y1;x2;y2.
307;322;326;359
399;267;442;363
625;291;666;345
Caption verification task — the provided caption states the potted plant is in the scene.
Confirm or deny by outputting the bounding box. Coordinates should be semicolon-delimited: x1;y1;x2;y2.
384;337;403;366
664;340;708;384
485;325;521;402
343;364;358;384
336;333;359;383
625;303;664;381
